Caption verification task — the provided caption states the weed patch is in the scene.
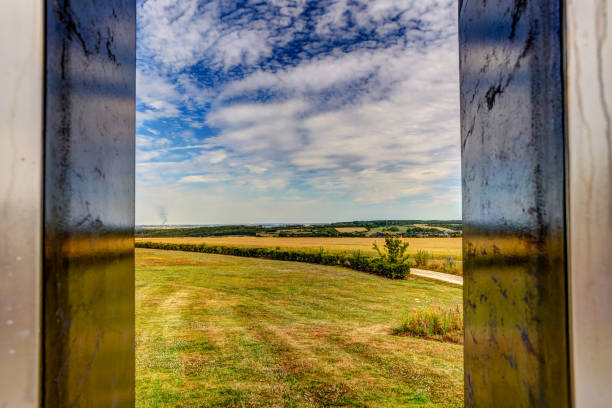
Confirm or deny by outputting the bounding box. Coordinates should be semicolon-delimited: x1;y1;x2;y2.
394;307;463;344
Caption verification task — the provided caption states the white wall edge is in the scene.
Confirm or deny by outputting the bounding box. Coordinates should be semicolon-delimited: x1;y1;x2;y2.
566;0;612;406
0;1;44;406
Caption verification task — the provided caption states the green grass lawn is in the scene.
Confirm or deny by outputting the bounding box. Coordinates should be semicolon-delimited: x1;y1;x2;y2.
136;248;464;407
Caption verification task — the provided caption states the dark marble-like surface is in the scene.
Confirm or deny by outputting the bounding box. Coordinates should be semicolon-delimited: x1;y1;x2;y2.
459;1;569;406
44;1;136;406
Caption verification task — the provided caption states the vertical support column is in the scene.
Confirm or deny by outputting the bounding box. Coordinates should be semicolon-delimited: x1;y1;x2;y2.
44;1;136;406
0;2;44;407
566;1;612;406
459;1;570;407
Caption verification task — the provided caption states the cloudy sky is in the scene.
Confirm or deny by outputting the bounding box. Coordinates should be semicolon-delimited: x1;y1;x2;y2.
136;0;460;225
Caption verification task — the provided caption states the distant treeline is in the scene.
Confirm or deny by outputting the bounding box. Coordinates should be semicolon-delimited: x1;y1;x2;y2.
136;220;462;238
329;220;463;231
135;224;365;238
136;241;409;279
137;225;267;238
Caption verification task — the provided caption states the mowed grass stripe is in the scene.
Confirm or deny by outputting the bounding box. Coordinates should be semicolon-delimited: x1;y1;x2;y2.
136;249;463;407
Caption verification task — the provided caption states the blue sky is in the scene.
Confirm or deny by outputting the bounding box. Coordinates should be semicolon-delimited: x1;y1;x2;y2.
136;0;460;225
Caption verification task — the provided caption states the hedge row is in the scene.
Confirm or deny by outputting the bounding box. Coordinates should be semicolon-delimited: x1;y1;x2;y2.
136;241;410;279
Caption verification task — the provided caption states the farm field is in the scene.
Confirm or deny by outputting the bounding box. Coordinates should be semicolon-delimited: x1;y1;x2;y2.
136;236;462;260
412;224;454;232
335;227;369;233
136;248;463;407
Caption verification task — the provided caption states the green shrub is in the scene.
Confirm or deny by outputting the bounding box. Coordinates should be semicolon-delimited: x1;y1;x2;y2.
371;234;411;279
369;259;410;279
393;306;463;343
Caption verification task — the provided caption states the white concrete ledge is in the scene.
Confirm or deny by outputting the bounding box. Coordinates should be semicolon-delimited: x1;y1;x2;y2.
411;268;463;286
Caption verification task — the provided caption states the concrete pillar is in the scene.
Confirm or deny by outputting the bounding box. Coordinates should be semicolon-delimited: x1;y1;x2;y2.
0;1;44;406
459;1;570;406
566;0;612;406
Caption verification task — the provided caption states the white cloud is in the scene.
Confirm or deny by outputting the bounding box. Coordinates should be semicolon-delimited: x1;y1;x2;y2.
209;150;228;164
200;39;460;203
245;164;268;174
137;134;172;149
137;0;279;73
137;150;162;162
178;174;232;183
136;0;461;223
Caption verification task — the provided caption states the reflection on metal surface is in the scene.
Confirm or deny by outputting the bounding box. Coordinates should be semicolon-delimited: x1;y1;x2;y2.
566;1;612;406
459;1;570;406
0;2;44;407
44;0;136;406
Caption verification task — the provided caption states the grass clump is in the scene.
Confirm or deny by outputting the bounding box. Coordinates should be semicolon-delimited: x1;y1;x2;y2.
426;257;461;276
413;250;433;268
394;306;463;344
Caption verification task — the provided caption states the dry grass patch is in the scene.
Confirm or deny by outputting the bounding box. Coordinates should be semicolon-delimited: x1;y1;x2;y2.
394;307;463;344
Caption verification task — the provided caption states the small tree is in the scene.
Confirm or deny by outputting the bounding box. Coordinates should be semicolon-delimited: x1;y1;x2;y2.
372;234;411;279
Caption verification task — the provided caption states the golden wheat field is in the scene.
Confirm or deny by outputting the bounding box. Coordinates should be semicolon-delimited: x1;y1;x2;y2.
412;224;455;232
334;227;369;233
136;236;462;260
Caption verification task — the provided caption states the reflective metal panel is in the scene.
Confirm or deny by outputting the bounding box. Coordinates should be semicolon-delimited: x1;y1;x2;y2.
44;1;136;406
0;2;44;407
566;1;612;406
459;1;570;406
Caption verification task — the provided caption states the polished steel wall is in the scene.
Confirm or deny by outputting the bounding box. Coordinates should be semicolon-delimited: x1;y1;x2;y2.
566;0;612;406
44;0;136;406
459;1;570;406
0;2;44;407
